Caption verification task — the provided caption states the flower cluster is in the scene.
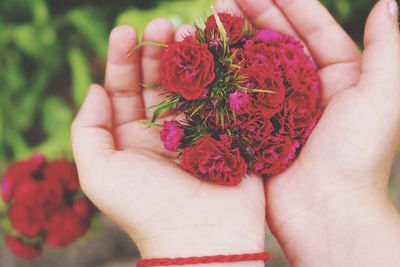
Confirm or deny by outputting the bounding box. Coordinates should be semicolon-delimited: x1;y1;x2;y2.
150;13;321;186
1;154;94;259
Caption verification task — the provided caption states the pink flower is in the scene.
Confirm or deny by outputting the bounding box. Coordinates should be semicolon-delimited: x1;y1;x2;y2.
160;121;185;152
228;91;251;114
253;29;280;44
219;134;233;148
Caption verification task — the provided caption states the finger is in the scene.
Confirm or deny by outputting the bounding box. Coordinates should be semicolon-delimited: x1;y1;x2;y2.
142;18;174;118
105;25;145;127
273;0;361;69
175;24;196;41
360;0;400;100
113;119;178;159
236;0;298;37
71;84;115;184
359;0;400;150
214;0;243;16
317;63;361;108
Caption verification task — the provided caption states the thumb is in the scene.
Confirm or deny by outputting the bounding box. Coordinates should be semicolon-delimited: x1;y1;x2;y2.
360;0;400;99
359;0;400;157
71;84;115;187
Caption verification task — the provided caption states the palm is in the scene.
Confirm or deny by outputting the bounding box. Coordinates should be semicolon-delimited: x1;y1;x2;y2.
225;0;400;262
72;0;399;262
72;19;266;254
104;122;264;241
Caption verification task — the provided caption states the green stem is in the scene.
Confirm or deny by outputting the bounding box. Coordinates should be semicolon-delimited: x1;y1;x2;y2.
126;42;168;57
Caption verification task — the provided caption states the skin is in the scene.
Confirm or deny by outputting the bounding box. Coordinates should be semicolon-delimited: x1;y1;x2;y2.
71;0;400;266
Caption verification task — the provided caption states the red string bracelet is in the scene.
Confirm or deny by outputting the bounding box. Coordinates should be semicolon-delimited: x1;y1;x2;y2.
137;251;271;267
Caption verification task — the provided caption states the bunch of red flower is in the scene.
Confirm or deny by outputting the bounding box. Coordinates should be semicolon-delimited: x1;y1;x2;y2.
149;12;321;186
1;154;93;259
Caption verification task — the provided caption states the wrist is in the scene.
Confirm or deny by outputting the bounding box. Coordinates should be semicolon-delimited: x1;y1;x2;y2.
133;224;266;267
283;191;400;267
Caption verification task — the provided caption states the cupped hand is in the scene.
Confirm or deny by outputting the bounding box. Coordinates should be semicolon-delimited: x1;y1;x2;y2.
224;0;400;266
71;18;266;263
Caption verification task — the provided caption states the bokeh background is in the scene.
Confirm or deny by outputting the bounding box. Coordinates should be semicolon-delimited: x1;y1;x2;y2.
1;0;399;266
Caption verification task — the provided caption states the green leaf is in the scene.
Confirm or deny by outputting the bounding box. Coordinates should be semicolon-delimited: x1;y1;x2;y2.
41;97;74;136
32;0;49;26
116;0;212;39
151;99;178;122
66;8;109;58
68;47;92;108
13;24;42;58
1;218;14;233
335;0;352;20
116;8;160;39
5;129;30;160
35;99;73;160
0;197;6;214
141;83;162;89
33;135;72;161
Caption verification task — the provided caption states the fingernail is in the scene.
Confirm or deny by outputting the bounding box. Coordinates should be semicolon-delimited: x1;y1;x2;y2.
388;0;399;21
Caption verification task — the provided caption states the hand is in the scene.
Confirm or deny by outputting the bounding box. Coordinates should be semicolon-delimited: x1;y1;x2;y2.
71;18;266;265
226;0;400;266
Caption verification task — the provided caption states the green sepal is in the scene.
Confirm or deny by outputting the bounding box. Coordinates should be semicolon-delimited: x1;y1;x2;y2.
138;121;163;128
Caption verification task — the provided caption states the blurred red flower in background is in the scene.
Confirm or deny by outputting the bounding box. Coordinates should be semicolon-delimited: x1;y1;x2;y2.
1;154;94;259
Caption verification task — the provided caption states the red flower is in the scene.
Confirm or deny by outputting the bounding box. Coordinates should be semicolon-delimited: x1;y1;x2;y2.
1;155;94;258
8;204;43;238
153;16;323;184
4;236;41;260
72;198;93;218
159;37;215;100
14;175;64;210
1;154;46;203
241;67;286;118
204;13;244;44
45;208;90;248
277;83;320;138
160;121;185;152
44;160;80;193
237;114;274;144
182;135;247;186
254;135;300;176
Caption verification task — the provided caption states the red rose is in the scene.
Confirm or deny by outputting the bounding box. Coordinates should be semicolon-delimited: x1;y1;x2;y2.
204;13;244;45
8;204;43;238
159;37;215;100
44;160;80;193
182;135;247;186
254;135;299;176
4;236;41;260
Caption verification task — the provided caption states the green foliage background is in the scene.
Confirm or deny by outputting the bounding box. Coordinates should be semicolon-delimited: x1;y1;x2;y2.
0;0;379;173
